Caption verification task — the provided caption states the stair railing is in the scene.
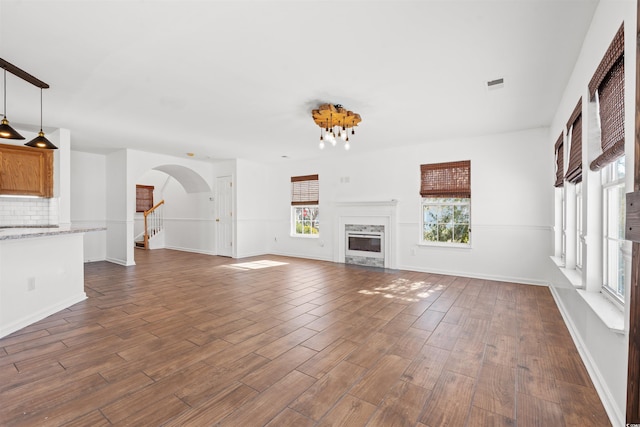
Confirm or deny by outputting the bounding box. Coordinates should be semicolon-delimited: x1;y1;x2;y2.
143;199;165;249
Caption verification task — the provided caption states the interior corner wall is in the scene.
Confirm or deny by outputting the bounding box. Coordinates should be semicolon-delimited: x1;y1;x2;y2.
106;150;131;266
50;129;71;225
264;127;553;284
70;150;107;262
235;158;269;258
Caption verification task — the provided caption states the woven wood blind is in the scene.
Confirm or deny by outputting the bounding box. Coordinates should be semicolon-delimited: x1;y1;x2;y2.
420;160;470;198
589;24;625;171
136;185;154;212
291;174;319;206
590;55;625;171
588;24;624;98
565;99;582;184
554;134;564;188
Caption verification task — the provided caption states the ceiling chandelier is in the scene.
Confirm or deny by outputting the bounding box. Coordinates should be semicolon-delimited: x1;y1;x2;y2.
312;103;361;150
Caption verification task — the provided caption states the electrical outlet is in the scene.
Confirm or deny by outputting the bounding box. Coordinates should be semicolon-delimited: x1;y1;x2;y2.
410;248;417;256
27;277;36;291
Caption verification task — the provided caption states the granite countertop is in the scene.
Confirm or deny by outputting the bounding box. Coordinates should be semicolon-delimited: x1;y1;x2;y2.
0;225;106;241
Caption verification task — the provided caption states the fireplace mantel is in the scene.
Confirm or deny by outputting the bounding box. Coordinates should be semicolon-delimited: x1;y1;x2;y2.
334;200;398;269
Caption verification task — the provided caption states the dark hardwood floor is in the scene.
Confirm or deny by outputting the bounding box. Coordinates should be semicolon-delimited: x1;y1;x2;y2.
0;249;611;426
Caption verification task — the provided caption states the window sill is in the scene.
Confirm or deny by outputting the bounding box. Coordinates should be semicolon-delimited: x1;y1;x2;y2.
576;289;625;334
290;234;319;239
417;242;471;249
550;256;624;334
552;257;582;289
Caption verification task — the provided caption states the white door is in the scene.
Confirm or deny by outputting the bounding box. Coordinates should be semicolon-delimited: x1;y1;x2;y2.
216;176;234;257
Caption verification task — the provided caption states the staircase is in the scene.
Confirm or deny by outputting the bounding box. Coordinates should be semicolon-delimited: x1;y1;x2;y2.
135;200;165;250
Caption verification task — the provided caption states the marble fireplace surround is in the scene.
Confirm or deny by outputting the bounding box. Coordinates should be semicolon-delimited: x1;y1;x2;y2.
334;200;398;269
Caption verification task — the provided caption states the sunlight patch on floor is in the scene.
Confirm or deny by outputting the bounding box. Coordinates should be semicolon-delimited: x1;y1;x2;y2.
221;260;289;271
359;278;435;302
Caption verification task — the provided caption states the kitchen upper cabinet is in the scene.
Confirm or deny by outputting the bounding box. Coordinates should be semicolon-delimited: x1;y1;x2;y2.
0;143;53;198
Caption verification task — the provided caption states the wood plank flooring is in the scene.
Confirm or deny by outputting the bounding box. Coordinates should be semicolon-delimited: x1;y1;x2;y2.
0;249;611;426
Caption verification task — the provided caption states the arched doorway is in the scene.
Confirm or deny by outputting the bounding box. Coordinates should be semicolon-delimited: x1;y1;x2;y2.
133;164;215;262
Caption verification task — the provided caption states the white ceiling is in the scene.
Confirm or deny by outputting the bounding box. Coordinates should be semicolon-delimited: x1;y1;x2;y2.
0;0;598;162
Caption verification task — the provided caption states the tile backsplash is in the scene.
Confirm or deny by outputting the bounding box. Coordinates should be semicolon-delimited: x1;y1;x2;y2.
0;197;59;226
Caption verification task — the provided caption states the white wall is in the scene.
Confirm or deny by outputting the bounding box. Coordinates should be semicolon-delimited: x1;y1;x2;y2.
106;150;131;265
0;233;86;338
264;127;552;285
235;158;269;258
547;1;635;426
70;150;107;262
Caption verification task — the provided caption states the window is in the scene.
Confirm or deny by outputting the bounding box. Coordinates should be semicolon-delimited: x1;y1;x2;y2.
136;185;154;212
291;174;319;237
602;157;626;301
589;24;625;303
420;161;471;245
576;182;583;270
566;99;583;269
554;135;564;189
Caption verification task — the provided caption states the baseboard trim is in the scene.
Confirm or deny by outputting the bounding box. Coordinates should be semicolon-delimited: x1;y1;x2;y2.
164;246;217;256
105;257;132;266
396;263;547;287
268;251;334;263
0;293;87;339
548;286;623;427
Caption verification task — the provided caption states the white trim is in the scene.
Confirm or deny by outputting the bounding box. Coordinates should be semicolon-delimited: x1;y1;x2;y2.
397;263;548;286
163;218;217;223
334;200;398;208
551;256;583;288
398;222;553;232
334;201;398;269
0;293;87;339
290;234;319;239
164;245;217;256
268;250;333;263
106;257;132;266
548;285;623;427
576;289;625;333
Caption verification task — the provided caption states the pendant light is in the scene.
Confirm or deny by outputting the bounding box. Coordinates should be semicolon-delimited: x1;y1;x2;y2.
25;88;57;149
0;70;25;140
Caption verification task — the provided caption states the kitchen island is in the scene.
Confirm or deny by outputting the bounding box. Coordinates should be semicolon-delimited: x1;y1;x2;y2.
0;225;105;338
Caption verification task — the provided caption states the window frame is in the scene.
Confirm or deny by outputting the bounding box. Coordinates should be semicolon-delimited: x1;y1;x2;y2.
291;205;319;238
136;185;154;213
575;182;583;271
419;160;471;247
601;157;627;305
420;197;471;247
290;174;319;238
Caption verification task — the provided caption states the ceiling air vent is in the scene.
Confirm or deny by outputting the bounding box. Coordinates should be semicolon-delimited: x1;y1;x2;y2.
486;78;504;90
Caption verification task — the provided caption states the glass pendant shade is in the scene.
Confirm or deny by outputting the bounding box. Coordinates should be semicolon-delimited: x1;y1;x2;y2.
25;130;57;149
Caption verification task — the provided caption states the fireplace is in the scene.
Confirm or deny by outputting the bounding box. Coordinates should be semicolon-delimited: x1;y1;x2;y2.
335;200;397;269
346;231;384;259
344;224;385;267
